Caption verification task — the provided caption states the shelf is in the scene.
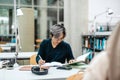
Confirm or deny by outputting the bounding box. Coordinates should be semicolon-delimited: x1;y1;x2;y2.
82;31;111;36
82;46;103;52
95;31;111;36
0;34;15;37
81;32;109;54
82;34;95;37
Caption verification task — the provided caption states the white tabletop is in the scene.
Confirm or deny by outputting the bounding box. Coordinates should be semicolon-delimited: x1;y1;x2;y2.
0;52;37;59
0;46;11;51
0;66;80;80
0;43;16;47
0;43;16;51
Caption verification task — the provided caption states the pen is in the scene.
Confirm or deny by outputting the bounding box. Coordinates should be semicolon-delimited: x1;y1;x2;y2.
38;55;43;71
39;55;42;60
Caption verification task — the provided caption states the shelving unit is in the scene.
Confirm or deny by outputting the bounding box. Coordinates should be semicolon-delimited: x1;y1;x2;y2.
0;34;16;52
81;31;111;60
0;34;15;42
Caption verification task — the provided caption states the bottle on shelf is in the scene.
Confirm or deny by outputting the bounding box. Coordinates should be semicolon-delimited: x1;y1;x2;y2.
85;37;88;48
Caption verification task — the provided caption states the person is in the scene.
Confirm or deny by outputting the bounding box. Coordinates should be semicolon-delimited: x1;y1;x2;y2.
67;21;120;80
82;21;120;80
36;24;75;65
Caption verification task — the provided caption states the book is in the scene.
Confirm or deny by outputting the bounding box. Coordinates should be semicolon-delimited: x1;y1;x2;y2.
41;62;63;67
41;52;90;67
67;52;91;65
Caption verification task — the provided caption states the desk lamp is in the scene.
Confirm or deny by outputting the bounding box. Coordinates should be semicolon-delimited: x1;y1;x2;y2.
13;0;23;68
91;8;114;57
17;9;23;16
92;8;114;32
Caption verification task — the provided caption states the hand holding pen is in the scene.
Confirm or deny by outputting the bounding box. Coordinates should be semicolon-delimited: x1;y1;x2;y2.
38;55;45;65
38;55;49;70
38;55;44;71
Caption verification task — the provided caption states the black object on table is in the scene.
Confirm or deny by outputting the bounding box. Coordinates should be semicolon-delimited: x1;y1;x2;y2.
31;66;48;75
57;66;72;70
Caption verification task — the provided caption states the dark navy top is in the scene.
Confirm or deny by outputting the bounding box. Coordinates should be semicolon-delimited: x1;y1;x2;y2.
36;39;74;64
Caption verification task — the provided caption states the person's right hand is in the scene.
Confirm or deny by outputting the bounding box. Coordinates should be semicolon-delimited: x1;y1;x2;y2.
69;59;76;64
38;59;45;65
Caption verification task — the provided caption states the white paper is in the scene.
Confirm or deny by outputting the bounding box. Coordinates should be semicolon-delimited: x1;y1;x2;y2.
68;52;91;65
76;52;91;61
0;61;3;68
41;62;63;67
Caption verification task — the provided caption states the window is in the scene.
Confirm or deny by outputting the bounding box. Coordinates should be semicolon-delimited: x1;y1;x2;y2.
0;0;64;52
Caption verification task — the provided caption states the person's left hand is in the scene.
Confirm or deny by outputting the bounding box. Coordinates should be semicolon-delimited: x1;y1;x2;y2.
69;59;76;64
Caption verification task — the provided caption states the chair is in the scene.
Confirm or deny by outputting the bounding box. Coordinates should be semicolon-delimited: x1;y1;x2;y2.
30;54;37;65
35;39;43;48
0;47;3;52
67;72;84;80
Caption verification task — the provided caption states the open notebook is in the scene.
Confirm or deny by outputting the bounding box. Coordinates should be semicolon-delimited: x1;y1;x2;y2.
41;62;63;67
68;52;91;65
40;52;90;67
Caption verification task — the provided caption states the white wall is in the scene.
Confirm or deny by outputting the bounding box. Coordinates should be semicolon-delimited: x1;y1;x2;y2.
89;0;120;24
64;0;88;58
64;0;120;58
17;8;34;52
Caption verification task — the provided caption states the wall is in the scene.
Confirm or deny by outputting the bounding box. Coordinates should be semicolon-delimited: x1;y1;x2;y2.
64;0;88;58
17;8;34;52
64;0;120;58
89;0;120;24
39;0;47;39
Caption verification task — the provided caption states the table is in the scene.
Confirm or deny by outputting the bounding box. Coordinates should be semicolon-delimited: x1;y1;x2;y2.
0;52;37;59
0;66;80;80
0;52;37;65
0;46;11;51
0;43;16;51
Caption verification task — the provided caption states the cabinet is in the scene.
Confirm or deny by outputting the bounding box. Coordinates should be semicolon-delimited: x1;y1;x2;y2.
0;34;15;42
0;13;15;48
0;35;16;52
82;32;111;60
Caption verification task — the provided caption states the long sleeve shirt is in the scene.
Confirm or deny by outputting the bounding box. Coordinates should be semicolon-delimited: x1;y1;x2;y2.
36;39;74;64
